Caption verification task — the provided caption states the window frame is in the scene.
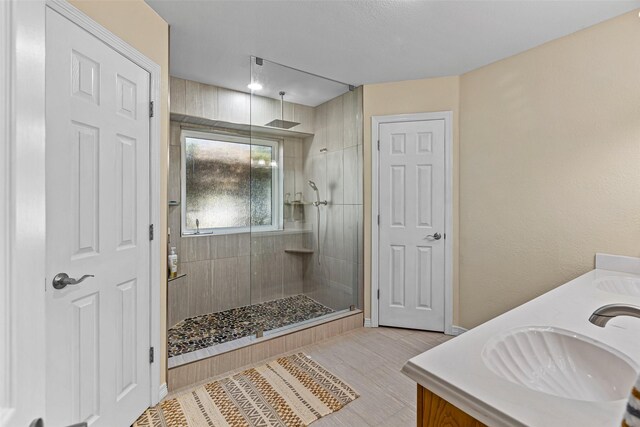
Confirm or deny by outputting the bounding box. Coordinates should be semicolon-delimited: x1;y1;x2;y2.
180;129;283;236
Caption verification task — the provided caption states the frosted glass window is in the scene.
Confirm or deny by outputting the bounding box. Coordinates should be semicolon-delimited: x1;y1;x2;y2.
251;145;274;226
181;130;281;235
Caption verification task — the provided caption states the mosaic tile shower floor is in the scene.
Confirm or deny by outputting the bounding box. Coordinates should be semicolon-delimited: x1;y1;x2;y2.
168;294;334;358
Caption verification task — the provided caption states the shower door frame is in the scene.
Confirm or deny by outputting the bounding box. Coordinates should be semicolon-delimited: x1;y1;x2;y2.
370;111;454;335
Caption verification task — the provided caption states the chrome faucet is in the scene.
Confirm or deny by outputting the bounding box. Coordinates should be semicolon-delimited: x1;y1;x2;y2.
588;304;640;327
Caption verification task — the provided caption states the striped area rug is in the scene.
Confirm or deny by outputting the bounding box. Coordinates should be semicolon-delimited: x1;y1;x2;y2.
134;353;359;427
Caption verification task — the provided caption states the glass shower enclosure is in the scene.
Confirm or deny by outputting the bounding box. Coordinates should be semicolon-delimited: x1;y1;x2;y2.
249;57;363;336
166;57;362;369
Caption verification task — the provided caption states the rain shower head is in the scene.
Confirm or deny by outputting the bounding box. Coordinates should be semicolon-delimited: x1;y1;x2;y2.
265;91;300;129
265;119;300;129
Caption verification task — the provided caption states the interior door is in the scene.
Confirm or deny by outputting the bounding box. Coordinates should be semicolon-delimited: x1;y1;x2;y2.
45;8;151;426
378;119;446;331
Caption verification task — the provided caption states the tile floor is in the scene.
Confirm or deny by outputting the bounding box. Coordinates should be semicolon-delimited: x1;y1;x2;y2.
168;326;452;426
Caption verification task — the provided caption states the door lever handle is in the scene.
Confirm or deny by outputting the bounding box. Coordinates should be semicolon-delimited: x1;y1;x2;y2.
52;273;94;290
425;232;442;241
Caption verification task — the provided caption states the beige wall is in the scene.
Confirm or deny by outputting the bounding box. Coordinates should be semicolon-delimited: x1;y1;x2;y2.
363;76;461;323
363;10;640;330
458;10;640;328
68;0;170;382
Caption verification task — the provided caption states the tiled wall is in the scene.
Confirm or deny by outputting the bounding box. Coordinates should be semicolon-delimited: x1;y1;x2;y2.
167;77;364;327
169;76;315;134
303;87;364;311
168;120;313;327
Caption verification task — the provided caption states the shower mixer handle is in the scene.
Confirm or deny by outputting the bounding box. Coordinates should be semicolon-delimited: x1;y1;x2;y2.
313;200;328;207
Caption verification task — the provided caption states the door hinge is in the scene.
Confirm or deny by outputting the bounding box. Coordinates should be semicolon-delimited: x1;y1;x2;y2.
377;140;380;151
377;289;380;300
149;224;154;241
149;101;154;118
149;347;154;363
377;214;380;226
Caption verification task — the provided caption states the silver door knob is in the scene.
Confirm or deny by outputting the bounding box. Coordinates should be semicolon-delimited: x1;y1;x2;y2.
425;232;442;241
52;272;94;290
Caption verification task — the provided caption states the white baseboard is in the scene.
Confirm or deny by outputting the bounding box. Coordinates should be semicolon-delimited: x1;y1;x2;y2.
364;318;373;328
159;383;168;400
451;325;468;336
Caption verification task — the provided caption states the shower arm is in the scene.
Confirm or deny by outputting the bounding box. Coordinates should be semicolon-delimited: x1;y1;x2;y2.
280;91;284;122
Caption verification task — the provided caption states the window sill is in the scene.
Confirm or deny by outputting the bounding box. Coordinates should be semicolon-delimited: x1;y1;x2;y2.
181;228;312;238
251;228;312;237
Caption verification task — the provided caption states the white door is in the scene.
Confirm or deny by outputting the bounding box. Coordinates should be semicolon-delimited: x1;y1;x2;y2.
45;8;151;427
378;119;446;331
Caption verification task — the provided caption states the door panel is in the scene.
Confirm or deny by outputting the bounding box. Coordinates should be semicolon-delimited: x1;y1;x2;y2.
116;279;138;401
46;8;151;426
378;119;446;331
417;246;433;309
390;245;406;307
71;292;100;423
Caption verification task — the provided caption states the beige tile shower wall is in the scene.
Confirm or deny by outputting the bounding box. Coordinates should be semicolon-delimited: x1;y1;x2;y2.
168;116;312;327
458;10;640;328
303;87;364;311
167;228;312;327
168;76;317;327
170;76;315;133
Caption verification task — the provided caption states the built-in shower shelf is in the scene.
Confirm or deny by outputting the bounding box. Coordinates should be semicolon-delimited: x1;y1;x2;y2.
168;273;187;283
284;201;312;206
284;248;314;255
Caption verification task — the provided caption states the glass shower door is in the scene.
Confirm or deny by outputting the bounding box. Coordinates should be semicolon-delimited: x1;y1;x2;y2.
249;57;363;338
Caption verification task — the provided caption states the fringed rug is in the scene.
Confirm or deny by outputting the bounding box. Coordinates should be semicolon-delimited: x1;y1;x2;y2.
133;353;359;427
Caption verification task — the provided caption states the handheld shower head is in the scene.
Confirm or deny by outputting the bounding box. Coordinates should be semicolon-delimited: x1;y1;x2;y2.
307;179;326;265
307;180;327;207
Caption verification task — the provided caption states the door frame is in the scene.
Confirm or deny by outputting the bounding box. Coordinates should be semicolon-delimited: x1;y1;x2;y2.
2;1;48;425
1;2;163;423
371;112;453;335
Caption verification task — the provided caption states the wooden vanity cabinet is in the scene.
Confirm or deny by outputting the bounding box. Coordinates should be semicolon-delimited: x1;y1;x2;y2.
417;385;487;427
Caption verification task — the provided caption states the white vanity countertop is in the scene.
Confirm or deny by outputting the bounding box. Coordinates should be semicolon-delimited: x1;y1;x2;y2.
402;263;640;427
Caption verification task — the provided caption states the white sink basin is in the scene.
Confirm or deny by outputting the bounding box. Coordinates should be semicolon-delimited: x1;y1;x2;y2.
482;327;637;401
596;276;640;297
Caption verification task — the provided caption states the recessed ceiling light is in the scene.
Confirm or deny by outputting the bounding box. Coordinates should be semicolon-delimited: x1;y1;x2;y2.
247;82;262;91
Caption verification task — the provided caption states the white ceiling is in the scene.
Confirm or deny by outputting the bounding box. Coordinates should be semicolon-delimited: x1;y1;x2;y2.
147;0;640;106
